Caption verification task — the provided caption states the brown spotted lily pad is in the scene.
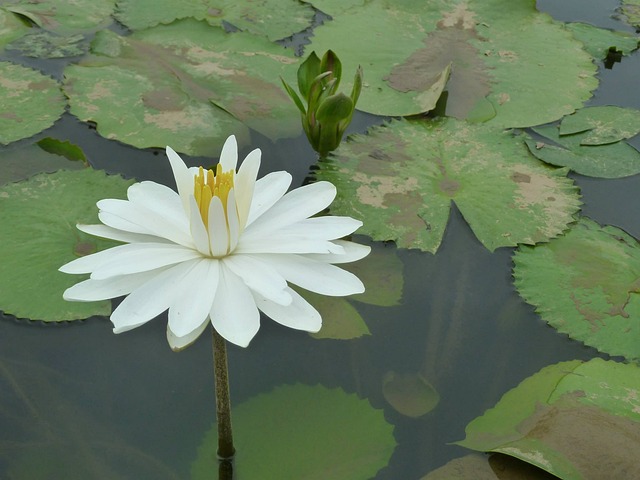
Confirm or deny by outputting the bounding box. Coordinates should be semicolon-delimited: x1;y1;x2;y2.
315;118;581;253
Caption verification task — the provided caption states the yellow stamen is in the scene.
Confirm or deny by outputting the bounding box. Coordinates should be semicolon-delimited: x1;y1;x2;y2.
193;164;235;230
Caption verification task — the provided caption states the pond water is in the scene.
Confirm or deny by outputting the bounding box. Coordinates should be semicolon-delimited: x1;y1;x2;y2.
0;1;639;479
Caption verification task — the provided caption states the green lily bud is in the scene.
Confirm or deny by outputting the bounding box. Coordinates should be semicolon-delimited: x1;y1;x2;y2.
281;50;362;157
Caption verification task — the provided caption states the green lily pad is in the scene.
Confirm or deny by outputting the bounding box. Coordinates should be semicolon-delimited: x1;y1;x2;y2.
315;119;581;253
420;453;557;480
622;0;640;27
3;0;115;34
191;384;396;480
457;359;640;479
565;22;639;60
559;106;640;145
0;62;66;145
382;371;440;418
526;124;640;178
308;0;597;127
306;244;403;340
0;8;31;51
63;21;301;156
302;0;365;17
0;169;133;321
115;0;314;41
513;217;640;361
7;31;86;58
0;139;86;185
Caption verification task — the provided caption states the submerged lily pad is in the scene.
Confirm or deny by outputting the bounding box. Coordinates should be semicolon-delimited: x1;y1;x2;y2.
2;0;115;34
315;119;581;253
457;359;640;479
64;21;300;156
527;124;640;178
0;169;133;321
116;0;313;41
308;0;597;126
0;138;86;185
382;371;440;418
0;62;66;145
191;384;396;479
7;31;86;58
513;217;640;361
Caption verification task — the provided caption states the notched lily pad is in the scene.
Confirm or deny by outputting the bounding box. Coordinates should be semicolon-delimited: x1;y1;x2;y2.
191;384;396;480
513;217;640;361
527;123;640;178
63;21;301;156
0;169;133;321
0;62;66;145
315;118;581;253
457;359;640;479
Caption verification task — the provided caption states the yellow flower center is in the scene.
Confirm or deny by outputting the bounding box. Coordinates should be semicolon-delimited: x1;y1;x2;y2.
193;164;234;229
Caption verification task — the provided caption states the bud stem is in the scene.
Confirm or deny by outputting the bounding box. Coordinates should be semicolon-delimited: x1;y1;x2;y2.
212;328;235;460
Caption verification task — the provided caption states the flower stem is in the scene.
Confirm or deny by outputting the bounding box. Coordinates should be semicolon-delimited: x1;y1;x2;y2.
212;328;235;460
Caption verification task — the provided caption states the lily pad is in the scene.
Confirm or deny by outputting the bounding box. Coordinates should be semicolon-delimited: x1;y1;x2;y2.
382;371;440;418
0;8;31;51
513;217;640;361
0;169;133;321
302;0;365;17
565;22;639;59
420;453;557;480
2;0;115;34
191;384;396;480
115;0;314;41
457;359;640;479
559;106;640;145
63;21;301;156
304;289;371;340
0;139;86;185
308;0;597;127
7;31;86;58
526;124;640;178
315;119;581;253
0;62;66;145
622;0;640;27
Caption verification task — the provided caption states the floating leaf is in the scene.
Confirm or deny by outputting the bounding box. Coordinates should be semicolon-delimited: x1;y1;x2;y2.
0;169;133;321
315;119;581;253
0;62;66;145
191;384;396;480
7;31;86;58
3;0;115;34
559;106;640;145
308;0;597;127
513;217;640;360
457;359;640;479
382;371;439;418
115;0;314;41
63;21;300;156
304;290;370;340
0;139;86;185
0;8;30;51
526;124;640;178
302;0;365;17
420;453;557;480
36;138;88;163
565;22;639;59
622;0;640;27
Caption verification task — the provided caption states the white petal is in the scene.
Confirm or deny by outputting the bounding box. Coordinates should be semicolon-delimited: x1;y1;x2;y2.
60;243;133;274
222;254;291;306
208;196;228;257
91;243;202;280
126;181;189;233
235;148;261;230
63;269;165;301
99;211;154;236
256;253;365;296
168;259;220;337
243;181;336;239
210;264;260;347
227;189;240;252
77;224;170;244
272;216;363;240
246;171;292;226
253;287;321;332
167;318;209;351
304;240;372;264
110;259;200;333
98;198;193;248
219;135;238;172
166;146;193;215
189;196;211;256
235;235;345;255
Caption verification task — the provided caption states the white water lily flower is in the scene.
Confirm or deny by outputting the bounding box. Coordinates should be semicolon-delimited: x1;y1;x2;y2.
60;136;369;349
